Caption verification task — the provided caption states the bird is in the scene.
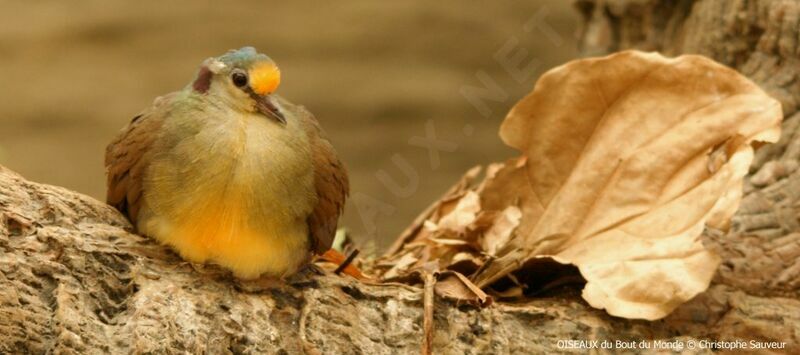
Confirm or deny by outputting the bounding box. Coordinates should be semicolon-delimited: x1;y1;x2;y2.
105;47;348;280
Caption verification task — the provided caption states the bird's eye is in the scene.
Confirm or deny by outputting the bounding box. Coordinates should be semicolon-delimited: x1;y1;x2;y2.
231;71;248;87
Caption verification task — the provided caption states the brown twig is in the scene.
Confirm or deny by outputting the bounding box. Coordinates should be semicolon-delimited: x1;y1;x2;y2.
334;249;360;275
421;272;436;355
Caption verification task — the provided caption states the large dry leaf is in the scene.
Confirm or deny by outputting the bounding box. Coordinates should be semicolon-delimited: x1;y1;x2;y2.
379;50;782;321
479;51;782;319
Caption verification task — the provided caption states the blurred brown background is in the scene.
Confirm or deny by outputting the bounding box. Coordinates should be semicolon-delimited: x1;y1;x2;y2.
0;1;578;251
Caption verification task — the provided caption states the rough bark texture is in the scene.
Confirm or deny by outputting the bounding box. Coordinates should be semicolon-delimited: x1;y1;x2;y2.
1;1;800;353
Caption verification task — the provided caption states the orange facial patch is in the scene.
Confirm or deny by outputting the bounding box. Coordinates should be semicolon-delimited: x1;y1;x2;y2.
249;62;281;95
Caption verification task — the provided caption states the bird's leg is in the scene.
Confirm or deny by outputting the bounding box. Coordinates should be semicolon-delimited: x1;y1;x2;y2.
300;262;326;276
285;263;325;289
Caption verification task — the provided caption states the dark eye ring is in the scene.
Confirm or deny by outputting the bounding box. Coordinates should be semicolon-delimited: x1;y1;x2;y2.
231;71;248;87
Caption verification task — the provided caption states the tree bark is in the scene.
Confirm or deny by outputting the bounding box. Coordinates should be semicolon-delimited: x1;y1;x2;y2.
2;1;800;353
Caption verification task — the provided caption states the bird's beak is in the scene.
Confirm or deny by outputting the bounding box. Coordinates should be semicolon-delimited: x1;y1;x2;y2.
251;92;286;124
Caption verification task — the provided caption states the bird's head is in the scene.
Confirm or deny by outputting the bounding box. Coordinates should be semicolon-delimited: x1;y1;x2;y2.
192;47;285;124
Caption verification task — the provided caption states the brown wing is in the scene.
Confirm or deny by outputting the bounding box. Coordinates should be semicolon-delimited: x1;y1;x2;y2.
105;94;174;224
292;103;349;254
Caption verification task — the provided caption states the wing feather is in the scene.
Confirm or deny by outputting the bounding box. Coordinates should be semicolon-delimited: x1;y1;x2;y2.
104;94;174;224
293;103;349;253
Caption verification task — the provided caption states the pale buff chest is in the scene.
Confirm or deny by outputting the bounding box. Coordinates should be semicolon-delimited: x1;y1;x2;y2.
136;106;317;278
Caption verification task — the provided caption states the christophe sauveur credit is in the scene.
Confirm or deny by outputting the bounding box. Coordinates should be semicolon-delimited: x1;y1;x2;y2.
556;338;787;351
